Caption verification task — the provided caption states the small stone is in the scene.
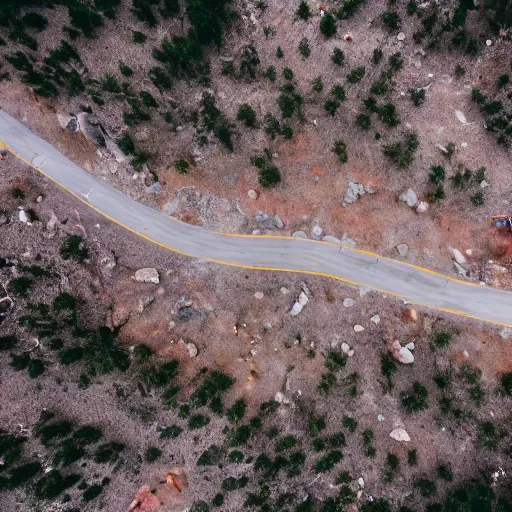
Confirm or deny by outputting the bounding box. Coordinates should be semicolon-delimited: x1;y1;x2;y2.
252;229;262;235
397;346;414;364
466;249;473;255
358;477;365;488
248;189;258;200
255;211;270;223
138;295;155;314
341;342;350;353
18;210;29;224
399;188;418;207
377;414;385;422
359;287;370;297
405;342;415;350
343;298;356;308
354;325;364;332
254;292;264;299
169;320;176;330
0;214;8;225
462;350;469;359
312;225;323;239
390;427;411;442
370;314;380;324
292;231;308;239
347;349;355;357
403;308;418;322
186;342;198;358
450;247;466;265
397;244;409;257
500;327;512;340
427;73;434;79
289;291;309;316
280;287;289;295
480;180;489;188
36;195;43;203
416;201;429;213
486;39;492;46
397;32;406;41
135;268;159;284
461;142;468;148
455;110;467;124
323;235;342;244
274;391;290;404
273;214;284;229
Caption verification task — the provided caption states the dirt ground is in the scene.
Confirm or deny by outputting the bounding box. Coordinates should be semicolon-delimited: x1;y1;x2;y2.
1;150;512;511
0;1;511;282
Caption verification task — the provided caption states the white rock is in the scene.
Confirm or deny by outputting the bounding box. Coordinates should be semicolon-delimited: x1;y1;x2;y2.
341;342;350;353
252;229;262;235
248;189;258;200
450;247;466;265
280;287;289;295
312;225;323;239
341;234;356;248
397;32;406;41
455;110;467;124
377;414;385;422
370;314;380;324
292;231;308;239
186;342;198;357
18;210;29;224
273;214;284;229
480;180;489;188
169;320;176;330
354;325;364;332
397;244;409;257
461;142;468;148
390;427;411;442
254;292;264;299
36;195;43;203
463;350;469;359
358;477;365;488
343;298;356;308
135;268;159;284
289;291;309;316
347;349;355;357
323;235;342;244
399;188;419;207
397;346;414;364
465;249;473;255
416;201;429;213
274;391;290;404
427;73;434;79
405;342;415;350
454;261;468;277
486;39;492;46
46;212;59;231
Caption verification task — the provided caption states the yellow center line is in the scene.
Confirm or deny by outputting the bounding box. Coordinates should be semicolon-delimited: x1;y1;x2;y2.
1;137;509;328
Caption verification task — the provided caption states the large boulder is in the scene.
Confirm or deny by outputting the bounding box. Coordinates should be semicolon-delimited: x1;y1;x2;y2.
134;268;159;284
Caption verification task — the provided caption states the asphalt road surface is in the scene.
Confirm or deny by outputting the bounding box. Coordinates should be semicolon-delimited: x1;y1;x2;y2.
1;110;511;327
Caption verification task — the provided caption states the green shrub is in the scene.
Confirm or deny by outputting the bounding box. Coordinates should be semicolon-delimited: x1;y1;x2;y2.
240;44;260;79
237;104;257;127
73;425;103;446
160;425;183;439
296;0;311;20
360;499;391;512
275;435;297;452
214;123;233;152
228;450;244;463
228;425;252;446
331;85;345;101
347;66;365;84
431;330;452;348
259;165;281;188
324;99;340;116
5;52;33;73
410;88;425;106
0;335;17;351
68;4;103;38
189;370;235;409
83;483;103;501
282;67;294;81
149;67;172;90
437;464;453;481
314;451;343;473
342;416;358;432
382;131;419;167
190;501;210;512
60;235;88;263
429;165;445;184
102;74;122;93
312;76;324;93
28;359;45;378
8;277;33;298
188;414;210;430
337;0;366;19
388;52;404;72
427;185;445;203
10;352;30;371
7;461;42;488
118;61;134;77
470;191;484;206
497;74;510;88
59;347;84;365
175;159;190;175
222;475;248;491
378;104;400;126
381;351;397;389
298;38;311;59
408;449;418;465
415;478;436;497
263;65;276;81
53;440;85;467
34;469;79;499
227;399;247;423
331;48;345;66
276;46;284;58
145;446;162;462
483;100;503;115
356;114;371;130
324;349;347;370
38;421;74;446
320;12;337;37
308;416;327;436
401;382;429;413
94;442;124;463
140;91;158;108
212;493;224;506
372;48;383;64
22;12;48;32
383;452;399;482
382;10;401;31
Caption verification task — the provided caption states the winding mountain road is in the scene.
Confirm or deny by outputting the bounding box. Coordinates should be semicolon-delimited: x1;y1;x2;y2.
1;110;511;327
